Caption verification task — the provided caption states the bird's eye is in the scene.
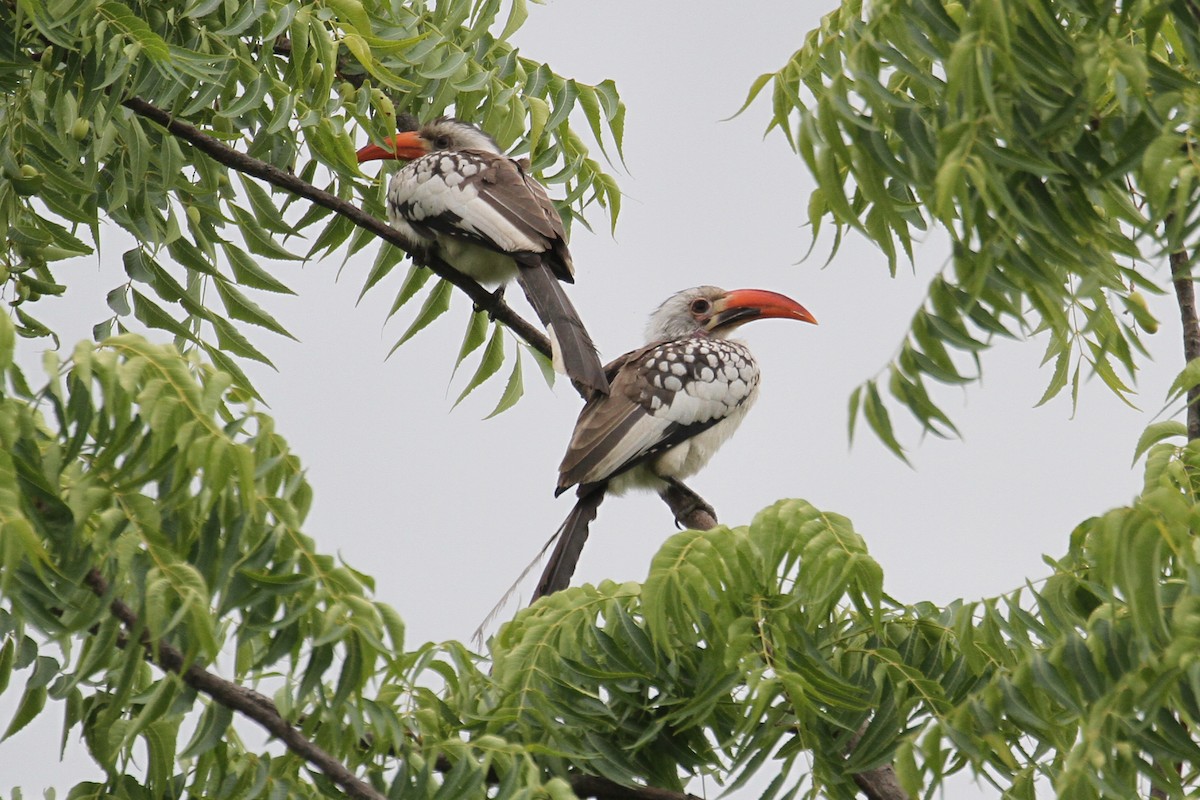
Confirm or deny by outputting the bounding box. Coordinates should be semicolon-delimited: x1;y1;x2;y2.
433;135;451;149
690;297;711;315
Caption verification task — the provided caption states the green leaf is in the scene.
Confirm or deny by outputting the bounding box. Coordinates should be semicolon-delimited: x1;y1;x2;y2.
0;312;14;372
239;178;297;236
131;291;200;342
386;264;434;319
498;0;528;41
863;380;909;463
847;384;862;443
1132;421;1187;465
0;638;13;695
178;702;233;759
98;1;171;60
453;311;490;371
213;279;296;339
105;285;132;316
230;207;304;261
2;680;46;741
210;316;275;367
484;352;523;418
388;279;452;353
357;244;407;303
454;324;505;406
1167;360;1200;404
222;243;296;295
1035;347;1071;407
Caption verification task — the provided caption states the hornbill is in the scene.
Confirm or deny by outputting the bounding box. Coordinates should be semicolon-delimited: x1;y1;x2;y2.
357;116;609;396
533;285;817;600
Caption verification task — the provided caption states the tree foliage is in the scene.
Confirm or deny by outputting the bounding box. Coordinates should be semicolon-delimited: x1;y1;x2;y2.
2;0;624;403
745;0;1200;456
4;0;1200;799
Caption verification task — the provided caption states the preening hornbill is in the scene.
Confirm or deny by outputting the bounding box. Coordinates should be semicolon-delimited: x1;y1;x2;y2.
356;116;609;396
533;285;817;599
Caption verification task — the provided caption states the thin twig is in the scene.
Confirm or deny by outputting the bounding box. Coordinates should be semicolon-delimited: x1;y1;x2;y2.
120;96;554;363
84;568;387;800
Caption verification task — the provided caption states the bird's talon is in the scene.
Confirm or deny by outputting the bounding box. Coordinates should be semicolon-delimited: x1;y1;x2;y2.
474;286;505;318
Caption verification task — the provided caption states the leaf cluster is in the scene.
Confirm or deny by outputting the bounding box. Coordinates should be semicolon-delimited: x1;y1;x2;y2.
1;0;625;407
5;298;1200;798
484;500;891;799
744;0;1200;456
0;312;425;796
482;442;1200;799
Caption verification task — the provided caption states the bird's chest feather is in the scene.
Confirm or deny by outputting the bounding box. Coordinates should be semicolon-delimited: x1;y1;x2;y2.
637;337;760;481
634;338;760;424
650;403;754;480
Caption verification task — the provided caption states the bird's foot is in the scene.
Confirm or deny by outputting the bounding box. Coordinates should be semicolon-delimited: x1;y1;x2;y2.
473;285;506;318
660;479;718;530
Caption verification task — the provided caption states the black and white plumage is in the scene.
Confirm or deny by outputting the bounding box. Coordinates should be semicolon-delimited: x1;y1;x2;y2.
532;286;818;599
357;117;608;396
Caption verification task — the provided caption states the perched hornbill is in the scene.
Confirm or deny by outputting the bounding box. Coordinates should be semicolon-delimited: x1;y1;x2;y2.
534;285;817;599
357;116;609;396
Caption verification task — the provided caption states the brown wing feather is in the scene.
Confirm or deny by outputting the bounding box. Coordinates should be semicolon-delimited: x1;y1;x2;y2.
556;346;657;492
460;150;574;281
518;167;574;282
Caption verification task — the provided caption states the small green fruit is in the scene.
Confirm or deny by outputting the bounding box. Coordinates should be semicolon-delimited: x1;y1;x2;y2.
1128;291;1159;334
70;118;91;141
11;165;43;195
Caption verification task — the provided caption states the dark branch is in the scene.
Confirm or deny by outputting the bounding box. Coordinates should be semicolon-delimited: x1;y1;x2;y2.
568;775;702;800
119;97;554;366
850;760;909;800
1171;246;1200;441
432;754;699;800
84;568;387;800
846;723;910;800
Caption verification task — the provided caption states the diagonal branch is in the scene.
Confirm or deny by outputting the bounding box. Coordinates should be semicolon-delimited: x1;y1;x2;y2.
83;568;387;800
120;97;554;367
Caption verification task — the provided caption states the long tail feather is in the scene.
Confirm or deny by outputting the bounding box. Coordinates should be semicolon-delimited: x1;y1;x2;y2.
515;264;609;396
472;487;606;646
472;526;563;646
533;487;606;601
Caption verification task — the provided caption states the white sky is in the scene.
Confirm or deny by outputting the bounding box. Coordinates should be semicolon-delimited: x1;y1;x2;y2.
1;1;1185;796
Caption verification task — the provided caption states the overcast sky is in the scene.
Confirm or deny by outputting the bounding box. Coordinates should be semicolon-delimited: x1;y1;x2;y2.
1;1;1187;796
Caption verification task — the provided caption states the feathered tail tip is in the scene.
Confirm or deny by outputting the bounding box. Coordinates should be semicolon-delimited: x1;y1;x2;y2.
471;525;565;648
471;488;606;648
